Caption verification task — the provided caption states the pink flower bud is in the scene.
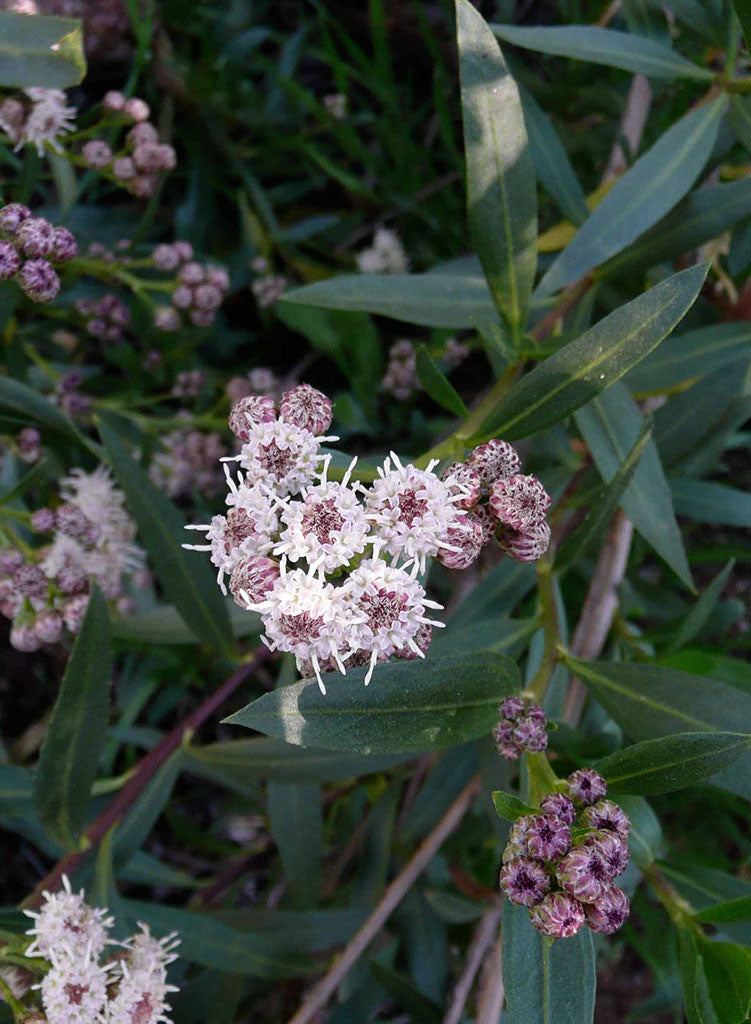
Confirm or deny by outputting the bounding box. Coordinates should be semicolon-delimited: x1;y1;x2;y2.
529;892;585;938
279;384;333;435
490;474;551;532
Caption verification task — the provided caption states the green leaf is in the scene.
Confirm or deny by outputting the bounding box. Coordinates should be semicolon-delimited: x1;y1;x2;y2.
537;99;723;296
594;732;751;795
520;87;588;226
0;11;86;89
665;560;734;654
121;900;311;978
457;0;537;332
502;901;596;1024
491;23;713;80
0;762;34;811
0;376;99;456
491;790;538;821
696;897;751;926
111;601;260;646
575;383;692;588
473;263;707;442
280;271;498;329
401;744;478;842
699;938;751;1024
423;890;485;924
616;795;663;869
367;962;443;1024
185;737;411;790
732;1;751;52
556;415;651;571
680;928;720;1024
113;751;183;870
33;585;111;850
415;346;468;417
625;322;751;394
564;657;751;801
268;782;322;908
212;907;366;954
99;416;233;652
224;651;520;754
600;177;751;279
670;479;751;529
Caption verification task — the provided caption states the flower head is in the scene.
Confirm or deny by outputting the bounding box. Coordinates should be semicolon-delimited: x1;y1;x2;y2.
580;799;630;839
529;892;585;938
234;419;328;496
525;814;572;862
583;884;630;934
468;439;521;488
555;845;609;904
38;953;111;1024
490;474;551;532
539;793;576;826
499;857;551;907
24;875;114;960
21;88;76;155
567;769;608;807
498;520;551;563
585;830;629;881
440;462;481;509
279;384;333;436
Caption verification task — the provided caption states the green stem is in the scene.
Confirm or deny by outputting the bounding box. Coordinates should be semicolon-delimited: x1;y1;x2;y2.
644;864;701;935
525;559;560;704
0;973;26;1021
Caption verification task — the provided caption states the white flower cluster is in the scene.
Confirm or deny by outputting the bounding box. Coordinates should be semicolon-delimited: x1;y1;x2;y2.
1;466;144;651
184;382;554;692
356;227;408;274
23;876;179;1024
0;88;76;156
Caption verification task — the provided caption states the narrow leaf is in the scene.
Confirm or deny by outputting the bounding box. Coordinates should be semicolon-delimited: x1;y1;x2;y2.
224;651;520;754
575;383;692;588
696;897;751;926
625;322;751;394
520;87;588;225
669;479;751;529
34;585;112;850
665;561;734;654
491;23;713;80
0;11;86;89
0;376;99;456
595;732;751;795
99;416;233;652
415;346;468;417
537;99;724;296
473;262;707;442
268;782;323;908
457;0;537;330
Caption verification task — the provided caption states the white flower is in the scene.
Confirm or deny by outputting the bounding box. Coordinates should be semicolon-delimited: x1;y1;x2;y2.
24;875;114;961
36;949;111;1024
229;420;334;496
123;923;180;974
364;453;469;573
356;228;408;274
245;564;363;692
105;963;177;1024
274;459;370;574
22;88;76;156
340;559;443;684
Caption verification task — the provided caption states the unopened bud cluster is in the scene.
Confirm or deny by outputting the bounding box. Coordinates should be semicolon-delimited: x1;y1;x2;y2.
382;337;469;401
152;243;230;329
441;438;552;564
82;92;176;197
0;204;77;303
493;696;548;759
1;467;143;652
20;876;179;1023
251;258;287;309
75;293;130;343
499;769;630;939
150;424;227;499
49;372;92;420
0;88;75;155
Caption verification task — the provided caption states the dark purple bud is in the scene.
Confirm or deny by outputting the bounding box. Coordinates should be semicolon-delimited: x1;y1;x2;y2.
580;799;630;839
18;259;60;303
526;814;572;861
498;520;551;563
512;716;548;754
13;564;48;599
30;508;55;532
0;239;20;280
55;565;89;596
0;203;31;235
229;555;280;608
539;793;576;826
529;892;585;939
50;227;77;264
585;830;629;881
15;217;55;259
499;857;551;907
584;884;630;934
567;769;607;806
62;593;89;633
0;548;24;575
500;696;526;721
17;427;41;463
54;503;97;543
556;846;609;904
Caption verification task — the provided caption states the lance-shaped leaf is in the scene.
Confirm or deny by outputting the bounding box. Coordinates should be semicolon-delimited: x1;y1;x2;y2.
456;0;537;333
492;791;537;821
491;23;713;80
556;416;651;571
626;322;751;394
520;87;588;226
34;585;112;850
536;98;724;296
665;560;734;654
268;782;323;908
575;383;692;589
0;376;100;457
472;262;707;443
415;346;468;417
224;651;520;754
99;416;233;652
669;479;751;529
502;902;595;1024
0;11;85;89
595;732;751;795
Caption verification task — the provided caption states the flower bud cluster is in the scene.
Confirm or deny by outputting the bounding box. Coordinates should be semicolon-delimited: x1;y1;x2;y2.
75;293;131;343
0;88;75;155
0;204;77;303
186;382;482;691
226;367;282;405
499;770;630;940
356;227;408;274
82;93;176;197
1;466;144;651
49;371;92;420
440;438;552;564
85;239;133;265
150;425;227;499
17;427;41;464
382;337;470;401
154;250;230;329
492;696;548;759
251;271;288;309
23;875;179;1023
